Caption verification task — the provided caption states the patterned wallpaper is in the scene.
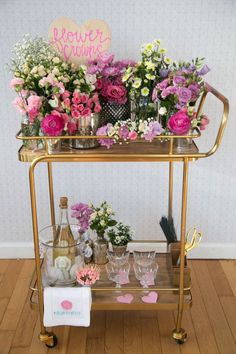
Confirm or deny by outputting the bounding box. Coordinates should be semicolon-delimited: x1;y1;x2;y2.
0;0;235;248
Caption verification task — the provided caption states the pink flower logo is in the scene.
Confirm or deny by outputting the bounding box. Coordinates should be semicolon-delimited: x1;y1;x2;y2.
61;300;73;310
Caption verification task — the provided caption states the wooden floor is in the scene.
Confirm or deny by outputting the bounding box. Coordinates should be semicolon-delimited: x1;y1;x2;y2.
0;260;236;354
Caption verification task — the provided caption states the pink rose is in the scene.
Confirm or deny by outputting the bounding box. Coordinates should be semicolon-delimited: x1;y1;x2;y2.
81;108;91;117
67;121;77;135
128;131;138;140
62;90;71;100
77;104;84;112
94;103;102;113
10;78;24;89
41;114;65;136
103;85;127;104
71;109;80;119
28;107;39;122
81;94;89;104
168;110;191;135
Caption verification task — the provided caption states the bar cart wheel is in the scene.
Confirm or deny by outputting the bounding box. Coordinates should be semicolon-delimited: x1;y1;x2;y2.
172;328;187;344
39;332;58;348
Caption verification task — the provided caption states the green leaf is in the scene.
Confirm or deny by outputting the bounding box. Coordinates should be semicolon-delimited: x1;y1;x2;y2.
108;220;117;226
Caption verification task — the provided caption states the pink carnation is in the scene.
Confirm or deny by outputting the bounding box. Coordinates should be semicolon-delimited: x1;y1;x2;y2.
41;114;65;136
168;110;191;135
12;97;27;115
10;78;24;89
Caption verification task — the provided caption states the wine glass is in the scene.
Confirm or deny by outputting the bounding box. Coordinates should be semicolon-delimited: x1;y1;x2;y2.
107;250;130;266
133;260;158;288
106;262;130;288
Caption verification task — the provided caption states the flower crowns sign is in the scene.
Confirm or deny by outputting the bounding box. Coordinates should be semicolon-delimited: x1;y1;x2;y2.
49;17;111;66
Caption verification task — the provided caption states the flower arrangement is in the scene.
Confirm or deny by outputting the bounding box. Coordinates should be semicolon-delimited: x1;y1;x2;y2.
9;35;100;137
87;53;135;105
71;202;93;234
89;201;117;236
108;222;133;246
96;118;163;149
122;39;172;120
76;264;100;286
152;58;210;133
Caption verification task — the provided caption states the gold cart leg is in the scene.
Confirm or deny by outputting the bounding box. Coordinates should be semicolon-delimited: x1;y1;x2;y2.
168;161;173;219
47;162;56;226
172;158;188;344
29;164;57;348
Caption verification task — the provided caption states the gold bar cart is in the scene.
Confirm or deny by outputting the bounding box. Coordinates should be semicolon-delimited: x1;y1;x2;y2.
16;83;229;348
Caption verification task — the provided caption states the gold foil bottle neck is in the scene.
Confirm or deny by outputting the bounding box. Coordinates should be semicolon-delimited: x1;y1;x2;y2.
59;197;68;209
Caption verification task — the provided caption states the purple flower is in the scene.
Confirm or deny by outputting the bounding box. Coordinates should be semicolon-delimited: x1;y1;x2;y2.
87;65;99;75
143;121;163;141
98;53;114;65
159;69;169;78
102;66;120;77
114;59;136;70
161;86;178;98
173;76;186;86
71;203;93;233
157;79;169;91
177;87;192;104
118;125;129;139
197;64;210;76
96;124;115;149
188;83;200;101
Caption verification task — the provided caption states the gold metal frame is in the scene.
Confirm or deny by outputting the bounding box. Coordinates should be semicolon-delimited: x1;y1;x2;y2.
16;83;229;346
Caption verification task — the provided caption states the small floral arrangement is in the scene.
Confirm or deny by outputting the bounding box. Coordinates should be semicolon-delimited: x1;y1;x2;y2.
71;202;93;234
96;118;163;149
123;39;172;119
87;53;135;105
108;222;133;246
152;58;210;133
9;35;100;137
76;264;100;286
89;201;117;236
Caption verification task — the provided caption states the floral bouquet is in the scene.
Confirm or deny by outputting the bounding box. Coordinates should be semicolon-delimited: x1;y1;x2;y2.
96;118;163;149
76;264;100;286
9;35;100;140
108;222;133;246
89;201;117;237
122;39;172;120
152;58;210;134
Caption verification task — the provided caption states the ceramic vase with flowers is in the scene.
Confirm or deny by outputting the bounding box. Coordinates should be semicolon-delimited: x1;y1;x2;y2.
108;222;133;255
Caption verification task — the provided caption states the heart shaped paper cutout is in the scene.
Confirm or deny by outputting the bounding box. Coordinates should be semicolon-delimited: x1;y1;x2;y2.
117;293;134;304
141;291;158;303
49;17;111;66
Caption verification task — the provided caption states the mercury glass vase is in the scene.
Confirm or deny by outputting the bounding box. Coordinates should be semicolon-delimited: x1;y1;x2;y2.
69;113;100;149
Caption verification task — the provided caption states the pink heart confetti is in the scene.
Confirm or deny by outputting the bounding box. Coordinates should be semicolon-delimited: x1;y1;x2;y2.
141;291;158;304
119;271;130;285
116;293;134;304
140;272;155;287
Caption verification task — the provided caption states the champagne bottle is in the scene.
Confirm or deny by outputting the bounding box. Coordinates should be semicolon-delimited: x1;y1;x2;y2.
53;197;75;273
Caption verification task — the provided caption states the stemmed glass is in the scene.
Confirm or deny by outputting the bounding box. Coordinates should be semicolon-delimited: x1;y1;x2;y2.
133;251;158;288
106;262;130;288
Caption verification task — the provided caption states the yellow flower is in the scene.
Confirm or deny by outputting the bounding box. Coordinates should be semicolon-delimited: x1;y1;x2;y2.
145;61;156;71
141;87;149;96
159;48;167;54
132;78;142;88
154;38;161;46
145;43;154;52
164;57;171;64
146;73;155;80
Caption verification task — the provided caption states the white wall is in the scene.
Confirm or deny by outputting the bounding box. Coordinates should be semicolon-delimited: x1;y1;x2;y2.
0;0;236;258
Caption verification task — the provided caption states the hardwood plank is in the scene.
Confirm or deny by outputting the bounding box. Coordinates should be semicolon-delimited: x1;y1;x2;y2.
192;260;236;354
207;260;233;296
28;317;48;354
220;260;236;298
9;348;29;354
140;311;162;354
0;260;10;275
66;326;87;354
0;298;9;324
157;311;180;354
0;260;24;299
189;262;220;354
86;312;106;354
0;330;14;354
48;326;70;354
124;311;142;354
0;260;35;330
105;311;124;354
220;296;236;344
174;311;200;354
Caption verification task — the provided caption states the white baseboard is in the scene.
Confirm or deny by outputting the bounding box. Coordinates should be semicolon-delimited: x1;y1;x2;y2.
0;242;236;259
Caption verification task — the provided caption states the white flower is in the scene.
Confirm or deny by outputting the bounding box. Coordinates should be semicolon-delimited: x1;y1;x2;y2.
122;72;131;82
85;73;96;85
98;210;103;216
80;65;87;73
52;68;60;76
100;220;105;226
132;78;142;88
164;57;171;65
52;57;60;64
141;87;149;96
145;73;155;80
144;61;156;71
107;207;113;214
145;43;154;52
90;212;97;220
30;66;38;74
138;121;145;132
159;107;167;116
73;79;80;85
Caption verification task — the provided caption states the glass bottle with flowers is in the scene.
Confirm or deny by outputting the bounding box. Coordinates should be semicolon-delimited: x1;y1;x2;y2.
87;53;135;124
89;201;117;264
108;222;133;255
122;39;172;121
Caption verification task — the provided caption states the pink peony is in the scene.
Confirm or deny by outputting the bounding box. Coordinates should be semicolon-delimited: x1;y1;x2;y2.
103;85;127;104
168;110;191;135
10;78;24;89
41;114;65;136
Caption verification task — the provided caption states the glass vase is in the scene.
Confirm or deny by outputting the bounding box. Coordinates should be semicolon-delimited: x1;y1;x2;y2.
69;113;100;149
131;97;158;122
21;117;40;150
45;138;61;154
93;234;108;265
